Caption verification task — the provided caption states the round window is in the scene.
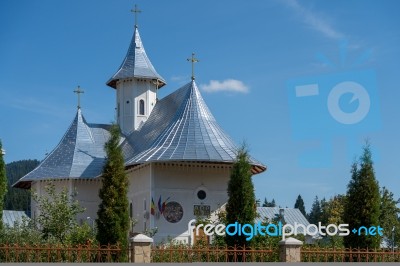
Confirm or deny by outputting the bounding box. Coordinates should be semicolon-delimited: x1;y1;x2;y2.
197;190;206;200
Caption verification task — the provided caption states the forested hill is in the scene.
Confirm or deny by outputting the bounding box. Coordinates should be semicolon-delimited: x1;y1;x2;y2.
4;159;40;214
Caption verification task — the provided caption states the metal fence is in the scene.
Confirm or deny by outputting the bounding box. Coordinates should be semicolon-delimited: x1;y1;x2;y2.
0;244;122;263
1;243;399;263
151;245;278;262
301;247;400;262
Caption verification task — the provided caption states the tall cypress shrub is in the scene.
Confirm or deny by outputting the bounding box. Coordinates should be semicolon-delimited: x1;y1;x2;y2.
225;146;256;248
96;125;129;257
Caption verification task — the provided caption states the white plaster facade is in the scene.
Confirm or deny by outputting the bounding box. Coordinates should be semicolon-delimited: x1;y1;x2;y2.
31;162;231;245
116;78;158;135
127;162;231;244
30;179;101;225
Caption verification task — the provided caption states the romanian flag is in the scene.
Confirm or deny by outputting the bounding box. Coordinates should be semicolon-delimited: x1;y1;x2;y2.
162;197;170;213
151;198;155;215
158;196;162;214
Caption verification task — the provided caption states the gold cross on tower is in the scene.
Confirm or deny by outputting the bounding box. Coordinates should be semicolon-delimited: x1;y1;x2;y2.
73;85;84;109
131;4;141;28
187;52;199;81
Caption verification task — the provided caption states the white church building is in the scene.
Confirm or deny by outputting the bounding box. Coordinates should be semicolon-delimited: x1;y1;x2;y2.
14;15;266;244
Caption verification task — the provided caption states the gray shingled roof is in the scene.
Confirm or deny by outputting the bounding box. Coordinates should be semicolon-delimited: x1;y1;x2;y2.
121;80;266;173
2;210;29;227
106;26;166;89
14;80;266;189
256;207;310;234
14;109;111;188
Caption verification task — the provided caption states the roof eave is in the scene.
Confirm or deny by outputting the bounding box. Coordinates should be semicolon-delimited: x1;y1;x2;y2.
106;77;166;90
125;160;266;175
12;180;32;189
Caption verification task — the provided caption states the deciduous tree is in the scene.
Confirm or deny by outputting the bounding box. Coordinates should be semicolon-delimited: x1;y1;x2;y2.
32;184;84;244
379;187;400;249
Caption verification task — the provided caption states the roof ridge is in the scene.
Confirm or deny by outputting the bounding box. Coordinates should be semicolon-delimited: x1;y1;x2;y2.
13;109;111;188
14;110;80;186
129;83;193;162
70;109;95;175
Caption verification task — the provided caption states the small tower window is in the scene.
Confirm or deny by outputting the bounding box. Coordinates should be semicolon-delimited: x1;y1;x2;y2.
139;99;145;115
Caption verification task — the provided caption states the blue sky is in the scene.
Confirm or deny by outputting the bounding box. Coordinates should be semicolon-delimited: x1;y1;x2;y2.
1;0;399;211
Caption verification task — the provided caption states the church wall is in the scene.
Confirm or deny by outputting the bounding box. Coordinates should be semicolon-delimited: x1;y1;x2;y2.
30;179;101;227
29;162;232;245
72;179;102;225
150;163;232;244
127;164;152;234
30;179;73;220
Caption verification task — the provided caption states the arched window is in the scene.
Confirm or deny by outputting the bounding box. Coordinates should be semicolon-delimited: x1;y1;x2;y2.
139;99;145;115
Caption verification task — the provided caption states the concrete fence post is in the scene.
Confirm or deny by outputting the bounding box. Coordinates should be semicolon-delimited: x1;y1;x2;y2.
130;234;153;263
278;237;303;262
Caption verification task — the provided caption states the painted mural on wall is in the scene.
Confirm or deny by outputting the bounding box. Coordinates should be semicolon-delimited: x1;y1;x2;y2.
163;201;184;223
151;196;183;223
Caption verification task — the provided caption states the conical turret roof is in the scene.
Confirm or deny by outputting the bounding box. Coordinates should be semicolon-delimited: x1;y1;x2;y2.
14;109;111;188
122;80;266;174
106;26;166;89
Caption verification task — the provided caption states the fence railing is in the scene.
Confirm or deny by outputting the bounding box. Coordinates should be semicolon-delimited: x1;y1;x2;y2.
151;245;278;262
0;244;122;263
301;247;400;262
1;243;399;263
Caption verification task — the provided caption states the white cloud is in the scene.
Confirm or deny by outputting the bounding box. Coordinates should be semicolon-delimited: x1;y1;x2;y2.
170;75;190;86
170;75;187;82
200;79;249;93
282;0;344;40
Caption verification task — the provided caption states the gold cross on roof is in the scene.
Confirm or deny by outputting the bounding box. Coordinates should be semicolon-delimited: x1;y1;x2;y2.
187;52;199;81
131;4;141;28
73;85;84;109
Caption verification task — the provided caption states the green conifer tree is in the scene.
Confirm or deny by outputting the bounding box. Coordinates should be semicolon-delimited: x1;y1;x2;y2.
343;142;381;249
0;140;7;231
319;197;329;225
225;146;256;248
96;125;129;257
294;194;306;216
262;198;276;207
308;196;322;224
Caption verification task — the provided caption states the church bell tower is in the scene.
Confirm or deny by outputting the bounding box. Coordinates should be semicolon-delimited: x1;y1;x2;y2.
106;5;166;135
